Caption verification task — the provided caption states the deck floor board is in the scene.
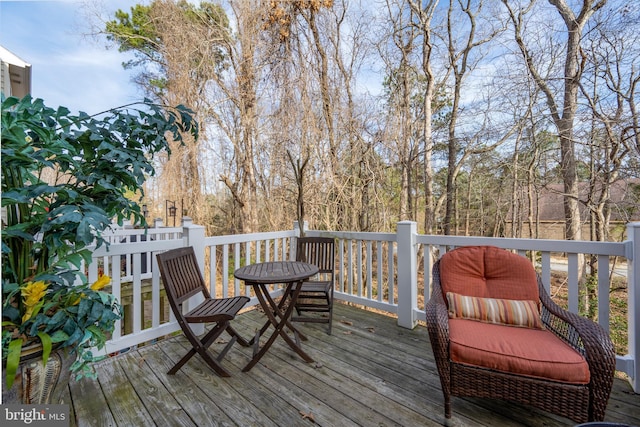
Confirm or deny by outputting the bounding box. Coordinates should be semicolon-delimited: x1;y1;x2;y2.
68;303;640;426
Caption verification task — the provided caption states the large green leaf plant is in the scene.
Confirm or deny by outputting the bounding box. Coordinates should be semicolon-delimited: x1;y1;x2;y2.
1;95;197;388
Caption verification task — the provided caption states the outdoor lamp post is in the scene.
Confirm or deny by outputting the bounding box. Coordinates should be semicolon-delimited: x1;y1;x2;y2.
166;200;177;227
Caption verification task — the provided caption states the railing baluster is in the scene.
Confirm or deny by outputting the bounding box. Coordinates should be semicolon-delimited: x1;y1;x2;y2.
151;254;161;329
347;241;354;295
110;257;122;341
388;241;395;305
338;239;345;293
540;251;551;293
568;253;579;313
132;252;142;333
223;244;229;297
377;241;384;302
598;254;611;334
366;240;373;300
357;240;363;297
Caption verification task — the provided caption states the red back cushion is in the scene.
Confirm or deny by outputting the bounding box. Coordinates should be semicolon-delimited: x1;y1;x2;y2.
439;246;539;301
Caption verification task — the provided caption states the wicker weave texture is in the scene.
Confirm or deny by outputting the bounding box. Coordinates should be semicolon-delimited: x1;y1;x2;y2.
426;246;616;423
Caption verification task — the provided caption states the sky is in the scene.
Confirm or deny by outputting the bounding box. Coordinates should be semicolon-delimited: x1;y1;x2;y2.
0;0;143;114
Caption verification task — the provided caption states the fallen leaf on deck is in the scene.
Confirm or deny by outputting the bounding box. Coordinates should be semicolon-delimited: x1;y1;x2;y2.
343;330;352;335
340;320;353;326
300;411;316;423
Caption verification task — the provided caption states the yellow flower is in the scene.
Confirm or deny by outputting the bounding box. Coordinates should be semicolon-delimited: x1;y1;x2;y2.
21;280;48;322
91;275;111;291
71;275;112;305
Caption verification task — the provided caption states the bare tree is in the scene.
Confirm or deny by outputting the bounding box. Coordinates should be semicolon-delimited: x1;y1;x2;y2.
408;0;440;234
262;0;379;232
441;0;504;235
580;3;640;241
503;0;607;241
96;0;638;244
101;0;236;229
382;0;420;221
214;0;264;233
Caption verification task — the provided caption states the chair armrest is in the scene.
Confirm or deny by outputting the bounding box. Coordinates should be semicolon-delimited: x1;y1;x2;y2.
537;276;613;356
426;260;451;391
425;281;449;343
537;276;616;419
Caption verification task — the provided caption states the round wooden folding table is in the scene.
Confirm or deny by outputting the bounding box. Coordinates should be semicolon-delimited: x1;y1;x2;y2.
234;261;319;372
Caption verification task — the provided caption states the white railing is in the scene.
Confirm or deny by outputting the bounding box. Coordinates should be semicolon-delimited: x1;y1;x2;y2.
86;220;183;352
206;229;298;303
100;220;183;282
87;219;639;392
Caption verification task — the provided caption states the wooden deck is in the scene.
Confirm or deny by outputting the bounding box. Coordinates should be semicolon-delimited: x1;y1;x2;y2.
67;303;640;427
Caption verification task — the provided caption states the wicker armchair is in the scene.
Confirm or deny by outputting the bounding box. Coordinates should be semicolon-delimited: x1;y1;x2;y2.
426;246;616;424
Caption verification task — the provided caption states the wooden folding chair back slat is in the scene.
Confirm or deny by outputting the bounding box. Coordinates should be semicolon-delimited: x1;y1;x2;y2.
293;237;336;334
156;246;249;377
161;248;211;304
299;240;334;274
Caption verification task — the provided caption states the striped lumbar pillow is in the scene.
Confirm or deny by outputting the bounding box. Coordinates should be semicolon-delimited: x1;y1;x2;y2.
446;292;545;329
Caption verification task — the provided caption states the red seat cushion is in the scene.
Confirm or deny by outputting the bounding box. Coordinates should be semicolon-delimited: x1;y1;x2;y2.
449;319;590;384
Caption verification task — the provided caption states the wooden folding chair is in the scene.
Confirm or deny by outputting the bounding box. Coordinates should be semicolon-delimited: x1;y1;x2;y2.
156;246;250;377
292;237;336;334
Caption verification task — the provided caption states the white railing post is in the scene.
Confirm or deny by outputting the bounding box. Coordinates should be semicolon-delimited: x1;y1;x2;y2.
182;217;206;335
294;220;308;237
292;221;307;259
626;222;640;392
397;221;418;329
